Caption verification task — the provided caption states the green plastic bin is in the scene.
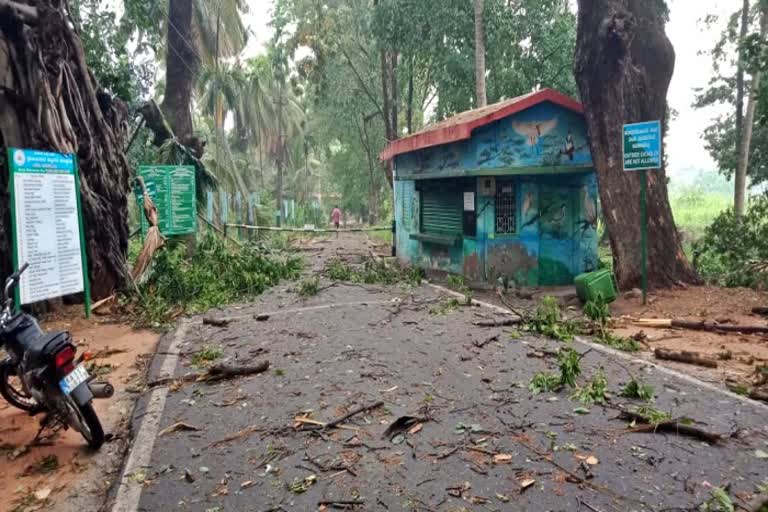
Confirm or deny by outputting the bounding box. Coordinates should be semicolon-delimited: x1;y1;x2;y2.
574;269;618;304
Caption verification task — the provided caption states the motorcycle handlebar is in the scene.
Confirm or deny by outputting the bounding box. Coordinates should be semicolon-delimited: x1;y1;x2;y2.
10;263;29;283
3;263;28;301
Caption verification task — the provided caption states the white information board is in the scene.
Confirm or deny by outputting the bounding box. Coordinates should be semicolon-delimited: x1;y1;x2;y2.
8;148;87;306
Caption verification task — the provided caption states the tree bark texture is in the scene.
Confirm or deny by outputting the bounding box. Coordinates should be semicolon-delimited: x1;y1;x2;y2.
574;0;700;289
736;0;767;213
0;2;130;299
734;0;750;216
474;0;487;108
161;0;198;140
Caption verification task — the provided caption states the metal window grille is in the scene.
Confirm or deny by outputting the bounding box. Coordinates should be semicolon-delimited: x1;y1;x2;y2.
495;182;516;234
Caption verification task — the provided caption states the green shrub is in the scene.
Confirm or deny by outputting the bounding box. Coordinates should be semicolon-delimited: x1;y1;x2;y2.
129;233;302;325
693;194;768;288
527;297;581;341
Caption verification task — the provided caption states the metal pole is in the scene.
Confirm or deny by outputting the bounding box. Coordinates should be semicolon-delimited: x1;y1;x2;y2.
640;169;648;305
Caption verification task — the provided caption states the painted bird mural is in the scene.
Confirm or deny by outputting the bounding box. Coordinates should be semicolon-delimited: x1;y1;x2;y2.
512;118;558;156
577;185;598;236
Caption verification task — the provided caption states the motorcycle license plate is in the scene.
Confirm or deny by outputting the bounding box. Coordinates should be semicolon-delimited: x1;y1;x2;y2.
59;365;89;395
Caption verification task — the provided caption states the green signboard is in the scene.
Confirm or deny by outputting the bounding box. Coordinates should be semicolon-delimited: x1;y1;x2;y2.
622;120;662;305
7;148;91;315
136;165;197;236
623;121;661;171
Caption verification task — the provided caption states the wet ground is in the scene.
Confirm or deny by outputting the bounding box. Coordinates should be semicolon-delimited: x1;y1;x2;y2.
109;235;768;512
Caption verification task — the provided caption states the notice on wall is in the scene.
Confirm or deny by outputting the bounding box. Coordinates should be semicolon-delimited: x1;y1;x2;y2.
8;148;86;305
623;121;661;171
136;165;197;236
464;191;476;212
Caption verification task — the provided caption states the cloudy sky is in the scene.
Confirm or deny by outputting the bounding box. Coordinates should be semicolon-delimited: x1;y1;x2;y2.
240;0;736;179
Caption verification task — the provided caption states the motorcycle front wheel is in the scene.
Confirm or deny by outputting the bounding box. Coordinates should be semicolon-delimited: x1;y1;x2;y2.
0;360;38;412
66;398;105;449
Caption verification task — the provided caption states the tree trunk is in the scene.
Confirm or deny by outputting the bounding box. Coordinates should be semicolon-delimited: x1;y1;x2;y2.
574;0;700;290
379;49;395;187
736;1;767;212
161;0;198;140
407;58;414;134
734;0;750;216
0;2;130;299
474;0;487;108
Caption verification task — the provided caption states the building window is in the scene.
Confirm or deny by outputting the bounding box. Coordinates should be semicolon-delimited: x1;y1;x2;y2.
420;186;463;236
495;182;516;234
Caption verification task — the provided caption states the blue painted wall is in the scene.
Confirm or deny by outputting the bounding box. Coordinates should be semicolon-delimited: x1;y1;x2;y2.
394;100;598;286
395;102;592;180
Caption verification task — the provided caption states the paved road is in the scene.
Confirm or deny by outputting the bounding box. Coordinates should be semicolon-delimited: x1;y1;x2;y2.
108;236;768;512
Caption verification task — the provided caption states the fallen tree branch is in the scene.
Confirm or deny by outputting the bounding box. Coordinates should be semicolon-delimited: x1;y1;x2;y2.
618;410;722;445
148;361;270;387
635;318;768;335
202;316;232;327
748;388;768;403
654;348;718;368
300;401;384;431
751;307;768;316
473;334;500;348
473;317;522;327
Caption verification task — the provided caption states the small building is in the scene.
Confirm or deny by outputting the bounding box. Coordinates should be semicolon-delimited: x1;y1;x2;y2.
381;89;599;287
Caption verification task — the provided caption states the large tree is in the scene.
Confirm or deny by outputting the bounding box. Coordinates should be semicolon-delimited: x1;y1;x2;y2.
574;0;700;289
0;0;131;298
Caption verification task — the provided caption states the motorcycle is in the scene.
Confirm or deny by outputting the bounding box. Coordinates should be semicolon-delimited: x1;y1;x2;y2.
0;263;112;449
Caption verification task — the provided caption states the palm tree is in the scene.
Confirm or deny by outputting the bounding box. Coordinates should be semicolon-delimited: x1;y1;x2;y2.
160;0;247;140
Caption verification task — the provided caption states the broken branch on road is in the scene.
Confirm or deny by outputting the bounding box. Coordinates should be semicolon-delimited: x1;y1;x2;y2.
148;361;270;387
473;333;500;348
653;348;718;368
473;317;523;327
202;316;233;327
618;410;722;445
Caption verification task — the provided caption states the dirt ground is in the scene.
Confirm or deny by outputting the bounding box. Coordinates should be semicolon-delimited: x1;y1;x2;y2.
611;286;768;390
0;311;159;512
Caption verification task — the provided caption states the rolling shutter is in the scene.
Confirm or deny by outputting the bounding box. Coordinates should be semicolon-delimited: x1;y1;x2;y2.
421;187;462;236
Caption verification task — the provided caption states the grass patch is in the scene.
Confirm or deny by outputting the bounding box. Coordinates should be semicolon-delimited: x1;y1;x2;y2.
297;276;320;297
190;346;223;368
126;233;302;326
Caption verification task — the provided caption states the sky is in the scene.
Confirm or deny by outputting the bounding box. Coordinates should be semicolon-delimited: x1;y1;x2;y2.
240;0;736;180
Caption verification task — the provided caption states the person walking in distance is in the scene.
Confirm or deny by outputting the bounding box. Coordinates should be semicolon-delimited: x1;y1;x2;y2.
331;205;342;237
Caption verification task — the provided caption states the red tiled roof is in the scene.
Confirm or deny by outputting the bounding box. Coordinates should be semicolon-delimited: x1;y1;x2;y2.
380;88;583;161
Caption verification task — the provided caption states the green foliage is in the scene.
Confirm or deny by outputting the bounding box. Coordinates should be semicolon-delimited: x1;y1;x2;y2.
693;194;768;287
129;233;301;326
297;276;320;297
70;0;160;102
583;296;610;327
572;371;608;405
557;348;582;388
528;372;561;394
191;346;223;368
670;185;732;248
699;487;734;512
694;2;768;185
447;275;472;304
620;379;655;401
324;258;424;287
429;297;462;316
594;332;641;352
633;405;672;425
527;297;580;341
